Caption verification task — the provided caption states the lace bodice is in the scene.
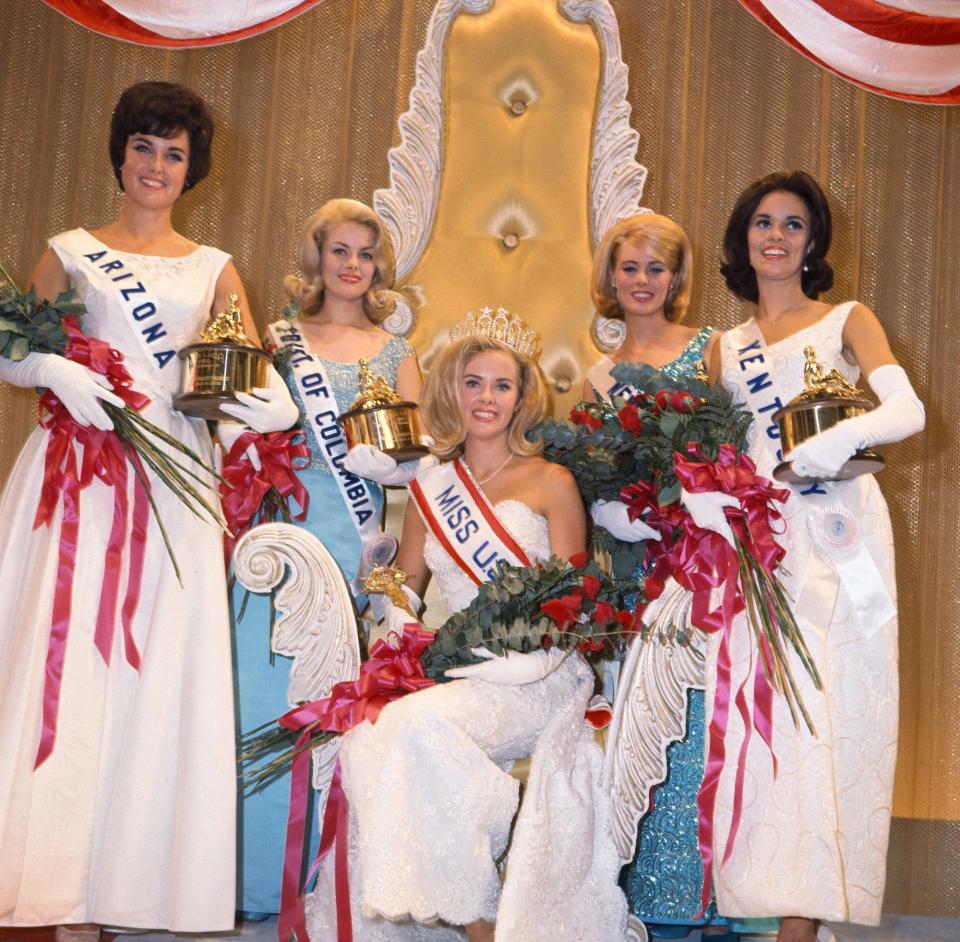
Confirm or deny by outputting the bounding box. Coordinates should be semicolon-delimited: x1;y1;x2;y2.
424;499;551;615
278;334;414;474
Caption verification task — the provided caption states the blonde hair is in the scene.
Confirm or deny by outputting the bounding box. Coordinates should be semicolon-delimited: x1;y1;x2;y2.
422;336;548;460
284;198;398;323
591;213;693;323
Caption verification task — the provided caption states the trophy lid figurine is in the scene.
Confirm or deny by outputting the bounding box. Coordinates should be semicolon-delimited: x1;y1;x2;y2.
772;345;885;483
337;358;428;463
174;293;271;420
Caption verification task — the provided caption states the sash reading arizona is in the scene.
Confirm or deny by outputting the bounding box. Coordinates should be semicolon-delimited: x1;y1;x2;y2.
82;250;176;370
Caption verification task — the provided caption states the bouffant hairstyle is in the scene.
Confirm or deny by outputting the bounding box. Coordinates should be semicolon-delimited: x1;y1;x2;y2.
283;199;397;323
422;336;547;460
591;213;693;323
720;170;834;302
109;81;214;192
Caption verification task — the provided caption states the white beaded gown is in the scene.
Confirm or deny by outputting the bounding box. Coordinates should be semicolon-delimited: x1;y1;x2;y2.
0;229;236;930
307;500;628;941
713;302;898;924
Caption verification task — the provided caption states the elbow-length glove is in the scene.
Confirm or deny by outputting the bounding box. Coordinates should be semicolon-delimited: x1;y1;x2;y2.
344;442;439;486
219;364;300;433
445;646;567;685
786;364;925;480
0;352;124;430
679;488;739;548
590;498;661;542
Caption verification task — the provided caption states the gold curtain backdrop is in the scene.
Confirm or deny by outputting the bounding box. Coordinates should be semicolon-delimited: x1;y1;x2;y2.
0;0;956;915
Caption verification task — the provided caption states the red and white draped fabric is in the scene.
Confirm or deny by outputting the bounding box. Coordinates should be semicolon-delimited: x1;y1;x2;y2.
738;0;960;104
39;0;324;47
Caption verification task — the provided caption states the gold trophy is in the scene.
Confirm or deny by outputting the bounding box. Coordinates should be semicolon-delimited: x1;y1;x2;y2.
337;358;428;462
174;293;271;420
772;346;884;483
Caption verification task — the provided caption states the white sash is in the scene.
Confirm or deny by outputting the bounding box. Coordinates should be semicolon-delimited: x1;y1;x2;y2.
726;318;895;637
586;357;634;403
72;230;178;374
267;320;383;593
408;459;532;585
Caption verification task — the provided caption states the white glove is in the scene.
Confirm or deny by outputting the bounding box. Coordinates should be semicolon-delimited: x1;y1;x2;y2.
219;365;299;433
344;443;439;486
785;364;925;480
680;488;739;548
382;584;423;636
445;646;567;685
0;351;123;430
216;421;262;471
590;499;661;542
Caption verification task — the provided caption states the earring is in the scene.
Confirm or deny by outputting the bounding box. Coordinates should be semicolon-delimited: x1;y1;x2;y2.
802;263;809;273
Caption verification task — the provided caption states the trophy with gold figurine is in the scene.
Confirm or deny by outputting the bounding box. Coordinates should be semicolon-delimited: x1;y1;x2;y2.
772;345;885;483
174;293;271;419
337;358;429;462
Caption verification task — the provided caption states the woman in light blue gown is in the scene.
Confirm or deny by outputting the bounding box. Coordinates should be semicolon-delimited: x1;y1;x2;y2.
227;199;421;917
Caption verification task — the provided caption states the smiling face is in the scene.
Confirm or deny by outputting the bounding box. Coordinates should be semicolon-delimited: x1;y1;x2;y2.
119;129;190;206
612;240;675;320
458;349;521;443
319;221;377;302
747;189;812;285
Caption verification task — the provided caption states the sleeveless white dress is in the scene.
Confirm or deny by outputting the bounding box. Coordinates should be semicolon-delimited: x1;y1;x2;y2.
0;229;236;930
713;303;897;924
307;500;628;941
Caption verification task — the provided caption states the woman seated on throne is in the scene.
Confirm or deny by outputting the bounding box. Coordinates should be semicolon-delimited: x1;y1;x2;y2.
311;310;628;941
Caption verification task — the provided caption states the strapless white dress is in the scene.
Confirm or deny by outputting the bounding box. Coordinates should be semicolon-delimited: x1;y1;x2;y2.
307;501;628;941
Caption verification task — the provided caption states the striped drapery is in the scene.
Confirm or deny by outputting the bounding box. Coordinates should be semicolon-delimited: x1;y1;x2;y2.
738;0;960;104
39;0;324;47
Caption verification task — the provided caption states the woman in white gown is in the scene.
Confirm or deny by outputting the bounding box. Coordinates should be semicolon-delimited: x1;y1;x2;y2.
692;171;925;942
309;314;628;941
0;82;295;938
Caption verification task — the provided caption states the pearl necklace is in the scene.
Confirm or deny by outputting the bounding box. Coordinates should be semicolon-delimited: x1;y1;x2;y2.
468;452;513;486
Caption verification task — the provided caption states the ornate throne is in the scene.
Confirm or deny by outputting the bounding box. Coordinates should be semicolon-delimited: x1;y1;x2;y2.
233;2;709;939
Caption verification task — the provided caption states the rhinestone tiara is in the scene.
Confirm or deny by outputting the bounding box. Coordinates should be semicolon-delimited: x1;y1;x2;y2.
448;307;540;358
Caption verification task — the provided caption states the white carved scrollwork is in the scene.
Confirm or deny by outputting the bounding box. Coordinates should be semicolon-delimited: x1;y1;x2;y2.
233;522;361;800
374;0;648;284
561;0;649;244
602;584;707;864
373;0;494;281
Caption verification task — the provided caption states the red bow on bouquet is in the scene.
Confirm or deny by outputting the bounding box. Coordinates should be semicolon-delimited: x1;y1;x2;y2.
622;442;818;916
220;429;310;553
276;625;436;942
32;317;152;769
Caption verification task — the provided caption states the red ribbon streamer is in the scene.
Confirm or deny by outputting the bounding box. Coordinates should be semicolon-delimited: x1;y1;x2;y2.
621;443;791;915
32;318;152;768
220;430;310;555
276;625;436;942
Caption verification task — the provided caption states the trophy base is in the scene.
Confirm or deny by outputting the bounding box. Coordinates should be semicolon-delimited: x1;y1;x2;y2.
385;443;431;463
173;391;244;421
773;448;885;484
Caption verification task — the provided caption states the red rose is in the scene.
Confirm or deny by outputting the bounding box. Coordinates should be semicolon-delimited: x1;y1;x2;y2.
618;403;643;434
541;592;584;628
571;407;602;429
670;390;703;413
580;574;601;600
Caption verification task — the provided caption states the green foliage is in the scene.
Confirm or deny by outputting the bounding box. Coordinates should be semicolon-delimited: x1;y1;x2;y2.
0;263;80;361
534;361;753;507
419;555;638;679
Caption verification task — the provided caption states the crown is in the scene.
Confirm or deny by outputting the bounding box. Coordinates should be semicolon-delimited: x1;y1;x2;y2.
448;307;540;358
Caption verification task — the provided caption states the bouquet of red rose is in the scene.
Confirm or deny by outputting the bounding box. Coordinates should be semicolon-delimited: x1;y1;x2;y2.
537;361;821;734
